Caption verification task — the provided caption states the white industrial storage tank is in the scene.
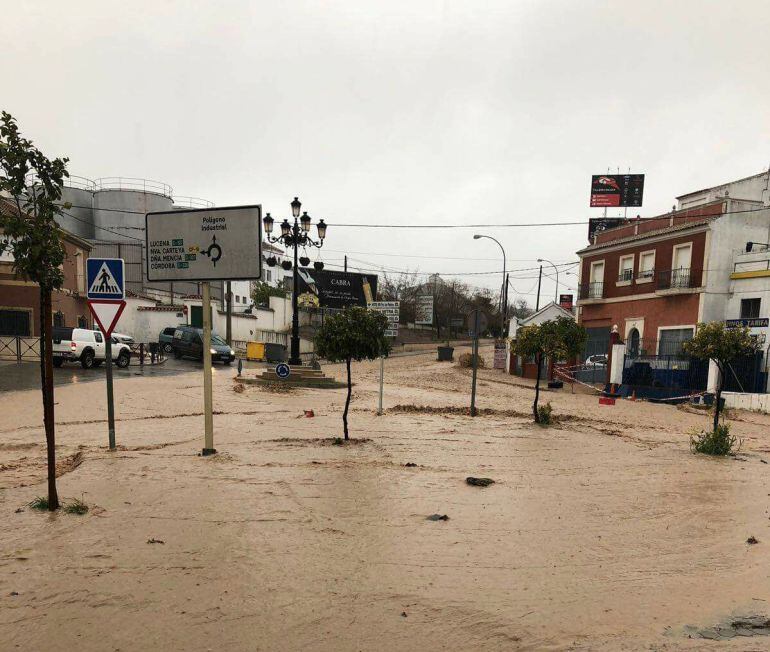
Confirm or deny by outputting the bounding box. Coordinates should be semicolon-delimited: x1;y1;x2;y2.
91;178;174;244
58;176;97;240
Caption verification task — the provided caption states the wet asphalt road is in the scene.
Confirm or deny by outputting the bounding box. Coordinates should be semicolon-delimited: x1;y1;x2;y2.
0;357;253;393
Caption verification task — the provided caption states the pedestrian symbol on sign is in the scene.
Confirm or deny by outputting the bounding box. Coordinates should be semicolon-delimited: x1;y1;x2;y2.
86;258;125;301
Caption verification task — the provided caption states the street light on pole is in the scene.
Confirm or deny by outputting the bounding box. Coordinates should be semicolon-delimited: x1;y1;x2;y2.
473;234;507;334
263;197;327;366
537;258;559;304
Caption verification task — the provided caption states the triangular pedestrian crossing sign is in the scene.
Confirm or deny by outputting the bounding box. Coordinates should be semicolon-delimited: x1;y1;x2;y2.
89;262;121;296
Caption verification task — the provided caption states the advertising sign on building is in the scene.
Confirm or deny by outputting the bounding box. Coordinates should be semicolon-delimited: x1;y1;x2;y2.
145;205;262;281
415;295;434;325
589;174;644;208
587;217;628;241
296;269;378;309
369;301;400;338
559;294;574;311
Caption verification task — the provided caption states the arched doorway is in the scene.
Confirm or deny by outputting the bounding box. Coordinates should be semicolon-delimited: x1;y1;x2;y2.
628;327;640;358
53;311;65;328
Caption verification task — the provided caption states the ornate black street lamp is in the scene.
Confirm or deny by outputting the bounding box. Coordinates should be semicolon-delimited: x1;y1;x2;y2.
263;197;327;365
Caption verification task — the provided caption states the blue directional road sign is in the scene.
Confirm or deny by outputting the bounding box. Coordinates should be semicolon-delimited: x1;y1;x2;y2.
275;363;291;379
87;258;125;300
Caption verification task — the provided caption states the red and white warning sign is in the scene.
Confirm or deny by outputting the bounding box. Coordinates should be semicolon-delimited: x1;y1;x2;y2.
88;300;126;337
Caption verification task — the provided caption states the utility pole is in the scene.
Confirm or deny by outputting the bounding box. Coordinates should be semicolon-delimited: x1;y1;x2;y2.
225;281;232;346
344;255;347;272
535;265;543;311
503;273;510;334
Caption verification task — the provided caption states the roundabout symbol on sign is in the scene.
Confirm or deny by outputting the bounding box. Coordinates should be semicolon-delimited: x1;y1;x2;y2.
275;363;291;379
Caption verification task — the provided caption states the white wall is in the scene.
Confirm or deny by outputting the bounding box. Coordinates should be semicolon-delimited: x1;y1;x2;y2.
229;280;253;312
702;204;770;324
677;172;770;210
118;296;187;343
723;391;770;412
116;293;294;343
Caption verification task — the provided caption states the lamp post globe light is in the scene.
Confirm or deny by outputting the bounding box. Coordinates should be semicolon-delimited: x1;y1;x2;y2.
473;234;507;334
263;197;327;366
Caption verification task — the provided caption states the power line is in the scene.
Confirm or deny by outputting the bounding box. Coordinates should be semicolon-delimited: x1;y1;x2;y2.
324;257;579;278
323;247;573;263
53;201;770;226
59;209;145;242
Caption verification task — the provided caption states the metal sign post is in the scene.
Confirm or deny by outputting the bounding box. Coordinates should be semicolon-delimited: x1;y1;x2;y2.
470;311;479;417
378;356;385;415
369;301;399;415
201;282;215;455
145;205;262;456
467;309;487;417
87;258;126;450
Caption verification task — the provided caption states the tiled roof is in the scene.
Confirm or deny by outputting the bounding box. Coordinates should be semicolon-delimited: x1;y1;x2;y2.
137;305;186;312
577;218;716;254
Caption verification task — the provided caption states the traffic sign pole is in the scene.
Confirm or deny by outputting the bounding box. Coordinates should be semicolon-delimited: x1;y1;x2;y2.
105;336;116;449
470;310;480;417
369;301;399;415
202;282;216;455
87;258;126;450
377;356;385;416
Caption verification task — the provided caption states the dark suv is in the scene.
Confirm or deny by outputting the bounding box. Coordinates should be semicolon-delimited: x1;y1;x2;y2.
171;326;235;364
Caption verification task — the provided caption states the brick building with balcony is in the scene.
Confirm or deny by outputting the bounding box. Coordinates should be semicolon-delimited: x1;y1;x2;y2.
576;194;770;361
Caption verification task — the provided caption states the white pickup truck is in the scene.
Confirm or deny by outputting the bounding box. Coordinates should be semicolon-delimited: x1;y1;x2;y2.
52;327;132;369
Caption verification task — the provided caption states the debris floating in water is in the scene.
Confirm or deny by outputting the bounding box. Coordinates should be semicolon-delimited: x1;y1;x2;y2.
426;514;449;521
466;477;495;487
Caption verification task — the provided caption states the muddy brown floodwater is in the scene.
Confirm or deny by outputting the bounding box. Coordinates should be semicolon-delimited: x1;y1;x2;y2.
2;346;770;650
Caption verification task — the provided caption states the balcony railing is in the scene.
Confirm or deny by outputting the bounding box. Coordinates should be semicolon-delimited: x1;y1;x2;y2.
579;281;604;300
636;268;655;280
617;269;633;283
657;268;699;290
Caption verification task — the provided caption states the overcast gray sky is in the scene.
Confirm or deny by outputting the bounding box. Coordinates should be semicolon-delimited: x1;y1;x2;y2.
5;0;770;303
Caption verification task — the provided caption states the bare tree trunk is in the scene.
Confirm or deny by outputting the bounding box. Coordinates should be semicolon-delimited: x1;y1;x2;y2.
343;357;352;440
40;287;59;510
533;352;542;423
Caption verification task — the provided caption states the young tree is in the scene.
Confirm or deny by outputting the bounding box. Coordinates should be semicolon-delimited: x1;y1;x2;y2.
513;317;587;423
683;321;757;432
314;306;391;440
250;280;286;306
0;111;69;510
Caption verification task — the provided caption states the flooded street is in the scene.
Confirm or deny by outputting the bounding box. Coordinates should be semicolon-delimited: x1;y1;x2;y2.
2;347;770;650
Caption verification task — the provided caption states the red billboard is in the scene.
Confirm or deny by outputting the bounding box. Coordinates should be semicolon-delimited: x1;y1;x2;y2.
590;174;644;207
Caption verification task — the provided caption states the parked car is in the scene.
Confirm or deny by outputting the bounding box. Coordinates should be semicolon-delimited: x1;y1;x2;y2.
171;326;235;364
159;326;181;354
52;327;132;369
585;354;608;366
109;331;135;346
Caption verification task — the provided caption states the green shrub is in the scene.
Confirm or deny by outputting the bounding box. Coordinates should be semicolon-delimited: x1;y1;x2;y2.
690;423;739;456
28;496;49;510
63;498;89;515
537;402;553;425
457;353;485;368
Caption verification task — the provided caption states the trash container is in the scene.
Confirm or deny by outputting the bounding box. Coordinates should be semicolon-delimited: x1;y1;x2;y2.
264;342;287;363
246;342;265;361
